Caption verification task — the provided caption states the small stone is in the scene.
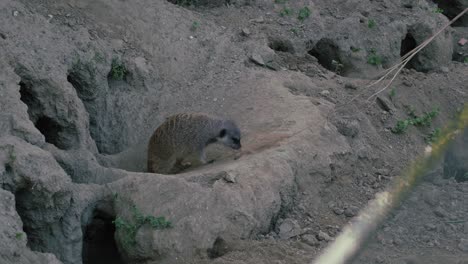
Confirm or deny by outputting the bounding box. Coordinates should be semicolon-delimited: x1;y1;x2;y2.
402;80;412;86
250;53;265;66
213;97;218;102
344;205;359;217
278;218;301;239
440;66;449;73
317;230;332;241
424;223;436;231
458;239;468;252
250;16;264;23
344;82;358;90
433;207;447;218
320;90;330;96
376;96;393;112
458;38;467;46
13;10;19;16
265;61;282;71
333;207;344;215
222;172;236;183
301;234;319;246
241;28;251;36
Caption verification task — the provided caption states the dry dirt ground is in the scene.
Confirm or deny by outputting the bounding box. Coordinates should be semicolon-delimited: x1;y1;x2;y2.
0;0;467;264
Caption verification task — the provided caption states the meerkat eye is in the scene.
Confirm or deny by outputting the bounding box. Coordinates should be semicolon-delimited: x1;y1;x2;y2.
219;129;226;138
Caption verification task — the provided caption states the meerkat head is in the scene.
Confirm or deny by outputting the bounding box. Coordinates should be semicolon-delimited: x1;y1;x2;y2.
217;120;241;150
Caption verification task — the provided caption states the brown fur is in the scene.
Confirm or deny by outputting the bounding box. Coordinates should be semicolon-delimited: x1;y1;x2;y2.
147;112;240;174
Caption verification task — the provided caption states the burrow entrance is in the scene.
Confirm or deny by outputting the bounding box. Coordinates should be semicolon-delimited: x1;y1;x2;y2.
400;33;418;69
18;79;77;150
431;0;467;27
82;208;124;264
308;38;349;76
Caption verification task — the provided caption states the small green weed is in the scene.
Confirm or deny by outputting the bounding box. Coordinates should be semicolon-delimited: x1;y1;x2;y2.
190;21;200;31
93;51;105;63
368;19;376;29
297;7;310;21
331;60;344;75
389;88;396;100
290;27;299;35
433;8;444;13
350;46;361;52
464;57;468;63
411;108;440;127
392;119;411;134
279;7;293;17
425;128;441;144
113;200;172;250
392;108;440;134
15;232;23;239
463;172;468;181
367;49;382;66
109;58;127;80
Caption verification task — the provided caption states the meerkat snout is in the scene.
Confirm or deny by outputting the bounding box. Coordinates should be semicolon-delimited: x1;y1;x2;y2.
147;112;242;174
217;120;242;150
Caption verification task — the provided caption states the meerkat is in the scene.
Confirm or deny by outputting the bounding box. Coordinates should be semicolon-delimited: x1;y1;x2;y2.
147;112;241;174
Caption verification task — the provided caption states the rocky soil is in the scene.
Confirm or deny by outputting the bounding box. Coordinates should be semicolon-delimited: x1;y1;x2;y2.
0;0;467;264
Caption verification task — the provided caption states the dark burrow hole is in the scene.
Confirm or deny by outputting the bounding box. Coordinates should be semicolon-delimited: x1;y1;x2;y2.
400;33;417;69
431;0;467;27
308;38;348;76
207;237;229;259
83;209;124;264
166;0;228;7
19;81;73;150
268;39;294;53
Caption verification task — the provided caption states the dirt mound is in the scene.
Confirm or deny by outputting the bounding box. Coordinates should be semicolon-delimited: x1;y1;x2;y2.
0;0;467;263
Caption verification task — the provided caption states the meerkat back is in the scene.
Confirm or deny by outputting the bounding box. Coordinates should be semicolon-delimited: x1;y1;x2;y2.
147;113;222;174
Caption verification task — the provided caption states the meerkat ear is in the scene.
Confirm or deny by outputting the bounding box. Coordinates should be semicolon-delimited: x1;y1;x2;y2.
219;129;227;138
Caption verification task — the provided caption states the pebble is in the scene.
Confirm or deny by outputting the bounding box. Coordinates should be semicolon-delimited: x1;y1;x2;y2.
333;207;344;215
250;53;265;66
13;10;19;17
424;223;436;231
266;61;281;71
433;207;447;218
241;28;251;36
301;234;319;246
344;205;359;217
344;82;358;90
317;230;333;241
320;90;330;96
222;172;236;183
440;66;449;73
250;16;264;23
376;96;393;112
278;218;302;239
458;38;467;46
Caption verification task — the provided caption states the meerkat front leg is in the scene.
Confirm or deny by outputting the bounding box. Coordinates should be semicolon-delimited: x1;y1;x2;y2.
181;150;207;168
